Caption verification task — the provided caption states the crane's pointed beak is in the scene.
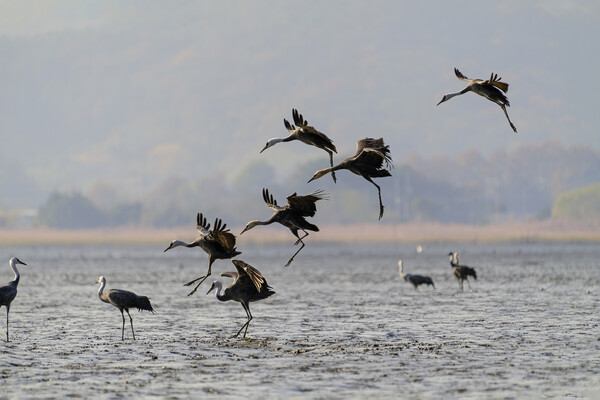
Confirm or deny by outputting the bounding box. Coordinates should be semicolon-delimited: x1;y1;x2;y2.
206;282;216;295
164;244;173;252
437;96;446;106
259;144;268;153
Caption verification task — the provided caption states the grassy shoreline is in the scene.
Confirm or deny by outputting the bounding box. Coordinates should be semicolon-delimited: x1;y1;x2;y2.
1;219;599;245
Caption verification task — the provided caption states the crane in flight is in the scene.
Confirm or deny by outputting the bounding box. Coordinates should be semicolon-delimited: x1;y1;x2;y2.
261;108;338;182
437;68;517;133
308;137;392;219
241;188;327;267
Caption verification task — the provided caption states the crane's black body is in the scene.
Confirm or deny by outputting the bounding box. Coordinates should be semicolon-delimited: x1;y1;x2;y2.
398;260;435;290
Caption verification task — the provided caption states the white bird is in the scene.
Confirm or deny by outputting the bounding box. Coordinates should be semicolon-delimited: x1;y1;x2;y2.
95;276;154;340
437;68;517;133
0;257;27;341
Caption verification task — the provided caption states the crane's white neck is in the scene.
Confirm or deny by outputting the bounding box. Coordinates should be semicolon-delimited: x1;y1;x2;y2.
398;260;406;278
9;258;20;282
211;281;227;301
268;135;296;147
97;277;107;296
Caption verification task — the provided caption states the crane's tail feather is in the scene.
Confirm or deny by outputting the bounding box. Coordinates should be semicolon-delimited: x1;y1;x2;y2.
136;296;154;313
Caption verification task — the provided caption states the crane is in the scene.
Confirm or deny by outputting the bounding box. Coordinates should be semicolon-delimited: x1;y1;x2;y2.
261;108;338;182
0;257;27;341
241;188;326;267
165;213;241;296
207;259;275;338
448;252;477;292
437;67;517;132
398;260;435;289
95;276;154;340
308;137;392;219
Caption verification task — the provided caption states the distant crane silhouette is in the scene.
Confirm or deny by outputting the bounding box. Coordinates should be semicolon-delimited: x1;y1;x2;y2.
165;213;241;296
207;259;275;338
398;260;435;289
448;252;477;292
261;108;338;182
0;257;27;341
308;137;392;219
241;188;327;267
437;68;517;133
95;276;154;340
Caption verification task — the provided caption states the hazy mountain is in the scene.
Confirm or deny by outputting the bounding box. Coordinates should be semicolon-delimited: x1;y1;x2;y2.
1;1;599;212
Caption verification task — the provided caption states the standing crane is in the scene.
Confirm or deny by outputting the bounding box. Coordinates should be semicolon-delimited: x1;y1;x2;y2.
207;259;275;338
398;260;435;289
308;137;392;220
260;108;338;182
165;213;241;296
0;257;27;341
437;68;517;133
95;276;154;340
241;188;327;267
448;252;477;292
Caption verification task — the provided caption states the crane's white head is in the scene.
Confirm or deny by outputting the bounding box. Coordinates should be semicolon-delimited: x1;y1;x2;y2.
95;276;106;285
308;168;330;183
164;240;184;252
207;280;222;295
260;139;280;153
437;94;450;106
240;221;260;235
9;257;27;267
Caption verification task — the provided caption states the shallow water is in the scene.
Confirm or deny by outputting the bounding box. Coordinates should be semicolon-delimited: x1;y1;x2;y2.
0;242;598;399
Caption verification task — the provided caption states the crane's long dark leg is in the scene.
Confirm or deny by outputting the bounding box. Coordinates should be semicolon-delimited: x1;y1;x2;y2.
125;309;136;340
285;239;306;267
327;151;337;183
366;177;385;220
184;259;213;296
119;309;125;340
233;302;252;338
5;306;9;342
466;278;473;292
293;230;309;246
500;104;517;133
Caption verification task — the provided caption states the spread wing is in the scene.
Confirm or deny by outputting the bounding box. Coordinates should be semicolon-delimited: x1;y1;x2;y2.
232;259;266;292
286;190;327;217
221;270;239;285
353;138;393;169
292;108;337;152
196;213;211;236
208;217;237;251
454;68;472;82
262;188;284;211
